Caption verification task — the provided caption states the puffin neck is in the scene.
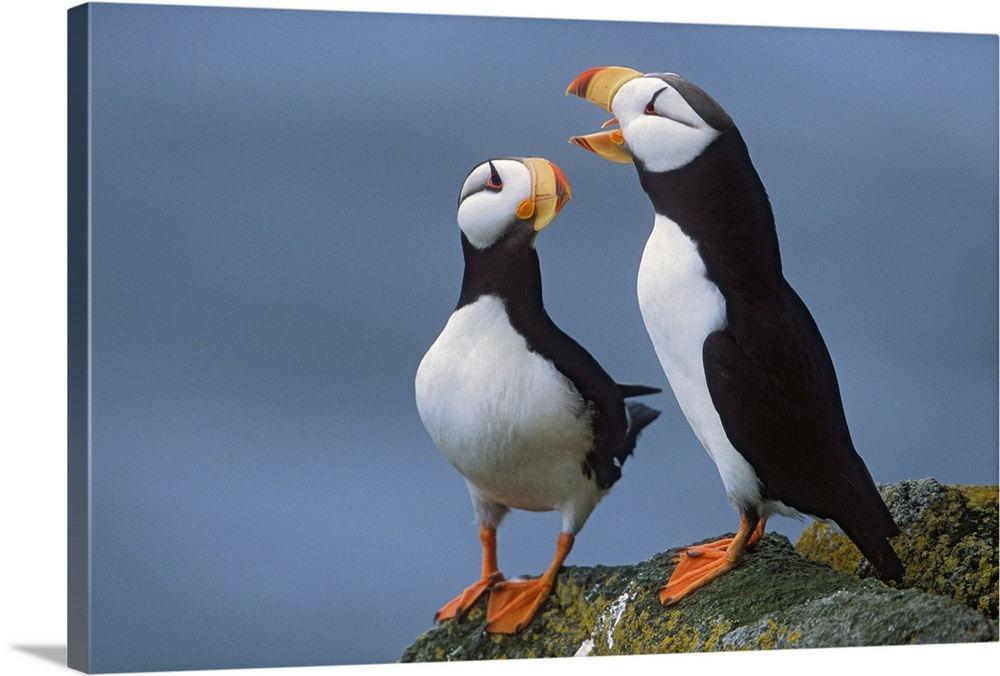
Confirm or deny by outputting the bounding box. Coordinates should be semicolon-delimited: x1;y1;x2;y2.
636;129;785;299
456;233;547;322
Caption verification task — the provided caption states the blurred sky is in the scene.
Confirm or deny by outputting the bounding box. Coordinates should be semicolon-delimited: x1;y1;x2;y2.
74;2;997;672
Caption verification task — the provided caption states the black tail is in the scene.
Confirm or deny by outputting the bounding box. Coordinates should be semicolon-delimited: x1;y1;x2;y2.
618;383;662;399
841;520;904;583
833;464;904;583
615;401;661;469
587;385;661;490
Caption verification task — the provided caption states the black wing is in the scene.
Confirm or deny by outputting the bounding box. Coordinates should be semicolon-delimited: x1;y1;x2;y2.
526;319;661;490
702;283;902;581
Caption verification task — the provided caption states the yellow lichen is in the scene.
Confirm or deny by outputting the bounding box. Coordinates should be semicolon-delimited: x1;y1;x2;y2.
736;618;803;651
795;482;998;619
599;604;735;655
795;522;864;576
962;484;999;512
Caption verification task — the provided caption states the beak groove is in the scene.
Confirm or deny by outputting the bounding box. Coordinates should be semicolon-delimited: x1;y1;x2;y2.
522;157;571;232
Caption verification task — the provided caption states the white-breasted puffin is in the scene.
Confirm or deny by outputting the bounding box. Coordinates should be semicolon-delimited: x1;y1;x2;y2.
566;67;903;605
415;157;661;633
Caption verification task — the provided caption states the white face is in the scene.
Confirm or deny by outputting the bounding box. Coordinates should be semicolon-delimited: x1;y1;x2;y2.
612;75;723;173
457;159;533;250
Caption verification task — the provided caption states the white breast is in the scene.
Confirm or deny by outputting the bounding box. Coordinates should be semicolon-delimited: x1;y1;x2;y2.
637;215;772;512
414;295;601;531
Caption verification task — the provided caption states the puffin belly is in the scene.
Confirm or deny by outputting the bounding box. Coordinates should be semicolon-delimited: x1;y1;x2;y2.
416;295;599;517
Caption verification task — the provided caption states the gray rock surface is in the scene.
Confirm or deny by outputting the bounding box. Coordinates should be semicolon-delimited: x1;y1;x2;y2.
401;518;998;662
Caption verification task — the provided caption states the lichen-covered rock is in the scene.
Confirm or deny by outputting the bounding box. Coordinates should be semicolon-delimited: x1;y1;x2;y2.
796;479;998;619
399;532;997;662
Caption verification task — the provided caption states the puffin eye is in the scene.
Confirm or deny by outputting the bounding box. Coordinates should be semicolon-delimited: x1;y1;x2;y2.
644;87;669;115
486;162;503;192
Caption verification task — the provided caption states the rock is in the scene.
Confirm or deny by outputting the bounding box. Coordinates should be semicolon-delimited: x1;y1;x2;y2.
796;478;998;619
400;529;997;662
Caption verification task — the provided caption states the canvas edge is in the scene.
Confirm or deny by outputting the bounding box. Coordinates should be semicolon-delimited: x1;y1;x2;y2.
67;3;92;673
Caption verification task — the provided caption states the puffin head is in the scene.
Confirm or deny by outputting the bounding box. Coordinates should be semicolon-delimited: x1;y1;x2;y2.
457;157;572;250
566;67;734;173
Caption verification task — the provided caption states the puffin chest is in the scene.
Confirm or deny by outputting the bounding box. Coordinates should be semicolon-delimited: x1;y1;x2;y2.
415;295;594;496
637;215;758;487
637;214;727;380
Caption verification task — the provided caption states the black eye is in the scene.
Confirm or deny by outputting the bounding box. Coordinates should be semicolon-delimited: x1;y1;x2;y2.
486;161;503;191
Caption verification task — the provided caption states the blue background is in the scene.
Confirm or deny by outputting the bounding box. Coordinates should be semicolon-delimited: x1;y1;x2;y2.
82;3;997;671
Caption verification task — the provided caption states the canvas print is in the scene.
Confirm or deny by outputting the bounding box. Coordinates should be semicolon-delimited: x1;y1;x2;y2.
68;2;999;673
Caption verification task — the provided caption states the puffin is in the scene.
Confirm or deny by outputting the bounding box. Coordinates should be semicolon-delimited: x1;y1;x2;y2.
415;156;661;633
565;67;903;605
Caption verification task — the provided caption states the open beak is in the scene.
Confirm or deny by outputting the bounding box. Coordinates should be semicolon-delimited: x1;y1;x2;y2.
566;66;643;111
566;66;643;164
521;158;572;231
569;129;631;164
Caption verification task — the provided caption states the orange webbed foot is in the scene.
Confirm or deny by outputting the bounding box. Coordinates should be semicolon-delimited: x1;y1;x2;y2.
670;535;736;563
434;572;503;622
436;526;503;623
659;548;740;606
484;576;555;634
483;532;574;634
659;517;765;606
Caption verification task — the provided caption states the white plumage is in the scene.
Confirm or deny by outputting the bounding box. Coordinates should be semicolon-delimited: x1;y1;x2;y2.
415;294;601;533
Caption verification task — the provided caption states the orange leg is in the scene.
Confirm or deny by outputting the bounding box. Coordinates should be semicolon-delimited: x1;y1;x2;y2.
434;527;504;622
668;517;766;563
485;532;574;634
659;515;764;606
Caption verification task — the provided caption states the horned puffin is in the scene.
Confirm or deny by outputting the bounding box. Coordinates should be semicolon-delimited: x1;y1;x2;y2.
566;67;903;604
415;157;661;633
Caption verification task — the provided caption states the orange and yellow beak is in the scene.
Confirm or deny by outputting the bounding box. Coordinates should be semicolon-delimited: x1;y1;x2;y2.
519;157;572;231
566;66;643;164
566;66;643;111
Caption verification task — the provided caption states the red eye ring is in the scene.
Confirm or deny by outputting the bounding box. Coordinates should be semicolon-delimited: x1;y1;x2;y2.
644;100;657;114
485;161;503;191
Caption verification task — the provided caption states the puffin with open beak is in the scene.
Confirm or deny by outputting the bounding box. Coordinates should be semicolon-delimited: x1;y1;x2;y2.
415;157;662;633
566;67;903;606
